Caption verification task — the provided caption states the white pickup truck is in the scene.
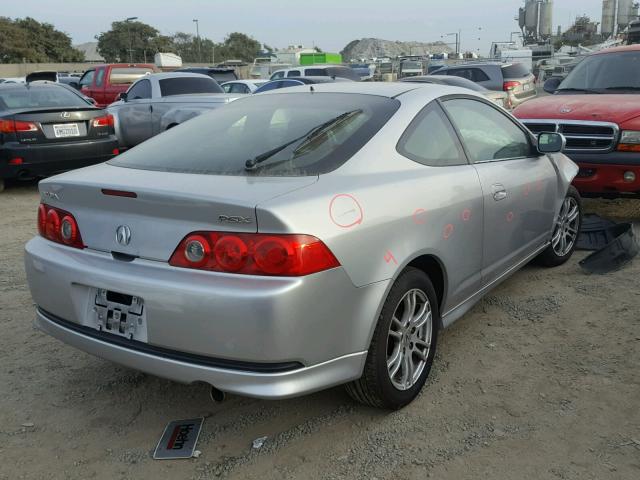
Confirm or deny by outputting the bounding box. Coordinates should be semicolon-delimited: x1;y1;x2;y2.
107;72;242;148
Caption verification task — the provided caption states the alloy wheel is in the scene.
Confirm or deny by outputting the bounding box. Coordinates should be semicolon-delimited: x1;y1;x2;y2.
551;196;580;257
386;289;432;391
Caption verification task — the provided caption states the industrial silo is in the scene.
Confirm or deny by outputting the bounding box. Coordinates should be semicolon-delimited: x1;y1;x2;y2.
618;0;634;28
539;0;554;38
525;0;540;34
602;0;616;37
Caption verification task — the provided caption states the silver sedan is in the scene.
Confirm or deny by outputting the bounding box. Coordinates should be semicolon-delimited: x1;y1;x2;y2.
24;82;581;409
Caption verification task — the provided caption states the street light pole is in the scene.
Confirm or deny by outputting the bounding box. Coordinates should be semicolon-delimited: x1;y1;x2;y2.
125;17;138;63
193;19;201;63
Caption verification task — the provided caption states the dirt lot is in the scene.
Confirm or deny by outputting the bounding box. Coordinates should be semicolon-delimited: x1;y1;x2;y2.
1;182;639;480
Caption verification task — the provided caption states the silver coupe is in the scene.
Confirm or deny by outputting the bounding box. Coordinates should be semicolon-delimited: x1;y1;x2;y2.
24;82;581;409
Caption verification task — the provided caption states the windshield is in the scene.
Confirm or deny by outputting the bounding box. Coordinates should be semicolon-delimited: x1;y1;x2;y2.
0;85;89;110
110;93;400;176
559;51;640;92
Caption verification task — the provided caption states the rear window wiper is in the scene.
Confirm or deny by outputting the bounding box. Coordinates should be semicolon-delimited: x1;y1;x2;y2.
555;87;601;94
244;109;362;171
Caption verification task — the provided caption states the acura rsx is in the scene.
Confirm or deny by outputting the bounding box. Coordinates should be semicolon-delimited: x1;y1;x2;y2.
24;82;581;409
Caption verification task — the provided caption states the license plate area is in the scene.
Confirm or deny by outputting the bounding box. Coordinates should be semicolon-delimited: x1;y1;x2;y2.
91;288;147;342
53;123;80;138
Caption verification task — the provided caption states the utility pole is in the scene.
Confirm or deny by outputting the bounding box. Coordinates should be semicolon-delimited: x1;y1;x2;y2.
193;19;202;63
125;17;138;63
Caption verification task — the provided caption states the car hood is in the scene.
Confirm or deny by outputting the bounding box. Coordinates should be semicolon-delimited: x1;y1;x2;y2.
513;94;640;124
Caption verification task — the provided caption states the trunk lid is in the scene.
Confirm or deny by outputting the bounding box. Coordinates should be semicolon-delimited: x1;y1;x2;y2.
39;163;318;261
12;107;108;144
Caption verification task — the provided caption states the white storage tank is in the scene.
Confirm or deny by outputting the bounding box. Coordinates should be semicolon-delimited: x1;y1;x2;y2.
602;0;616;37
539;0;554;37
154;52;182;69
618;0;634;28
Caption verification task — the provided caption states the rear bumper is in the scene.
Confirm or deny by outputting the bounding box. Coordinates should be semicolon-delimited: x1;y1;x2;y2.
0;137;118;180
34;308;367;399
25;236;387;398
567;151;640;196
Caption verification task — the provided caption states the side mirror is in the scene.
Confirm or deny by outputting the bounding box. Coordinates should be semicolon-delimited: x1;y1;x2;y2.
543;77;562;94
118;92;128;102
69;81;80;90
537;132;566;154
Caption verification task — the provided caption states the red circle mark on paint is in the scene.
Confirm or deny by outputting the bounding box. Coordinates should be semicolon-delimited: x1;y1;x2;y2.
329;193;364;228
506;211;515;223
524;184;531;196
413;208;427;225
461;209;471;222
443;223;454;239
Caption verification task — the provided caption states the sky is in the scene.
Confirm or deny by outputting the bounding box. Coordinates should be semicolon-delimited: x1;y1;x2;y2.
4;0;604;55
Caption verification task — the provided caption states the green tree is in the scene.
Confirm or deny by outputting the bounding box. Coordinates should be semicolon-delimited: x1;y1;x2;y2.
214;32;261;63
96;20;172;63
0;16;83;63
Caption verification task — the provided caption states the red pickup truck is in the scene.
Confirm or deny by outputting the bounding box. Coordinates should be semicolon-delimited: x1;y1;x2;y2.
79;64;157;108
514;44;640;198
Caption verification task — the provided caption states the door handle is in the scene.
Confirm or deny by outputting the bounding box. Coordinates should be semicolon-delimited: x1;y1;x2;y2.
149;105;153;113
491;184;508;201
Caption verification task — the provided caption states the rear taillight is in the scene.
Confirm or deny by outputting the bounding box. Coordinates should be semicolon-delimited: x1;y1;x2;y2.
0;119;38;133
37;203;84;249
503;80;521;91
169;232;340;277
92;114;114;128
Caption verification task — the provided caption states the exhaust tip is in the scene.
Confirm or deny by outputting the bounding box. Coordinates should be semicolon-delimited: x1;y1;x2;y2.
209;386;226;403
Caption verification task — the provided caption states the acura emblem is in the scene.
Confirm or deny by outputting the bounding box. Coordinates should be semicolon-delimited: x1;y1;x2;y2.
559;106;572;114
61;111;71;118
116;225;132;246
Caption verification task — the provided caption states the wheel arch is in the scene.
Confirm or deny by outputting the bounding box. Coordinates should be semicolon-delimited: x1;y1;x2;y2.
405;254;447;320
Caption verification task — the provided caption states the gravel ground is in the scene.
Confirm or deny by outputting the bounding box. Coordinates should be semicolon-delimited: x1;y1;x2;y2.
0;181;639;480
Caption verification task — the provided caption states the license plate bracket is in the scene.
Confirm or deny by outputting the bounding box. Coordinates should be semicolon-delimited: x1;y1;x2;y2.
92;288;147;342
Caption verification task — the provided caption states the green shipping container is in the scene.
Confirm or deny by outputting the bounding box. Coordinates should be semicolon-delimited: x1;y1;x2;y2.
299;52;342;65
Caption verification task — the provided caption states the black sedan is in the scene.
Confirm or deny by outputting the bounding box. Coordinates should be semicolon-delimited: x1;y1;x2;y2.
0;82;119;192
254;76;353;94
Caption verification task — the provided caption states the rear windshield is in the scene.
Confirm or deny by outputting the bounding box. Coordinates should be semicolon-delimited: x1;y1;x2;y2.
0;86;89;110
110;93;400;176
501;63;530;78
210;72;237;83
108;67;154;85
159;77;223;96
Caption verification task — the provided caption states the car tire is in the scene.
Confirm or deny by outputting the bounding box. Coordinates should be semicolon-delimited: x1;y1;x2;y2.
345;267;439;409
536;186;582;267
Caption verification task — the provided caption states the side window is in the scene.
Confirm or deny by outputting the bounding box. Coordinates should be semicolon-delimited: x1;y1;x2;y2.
443;98;532;162
271;71;285;79
79;70;94;88
94;68;105;87
305;68;326;76
470;68;490;82
287;70;301;77
127;79;151;100
447;68;472;81
222;83;232;93
229;83;249;94
397;102;467;167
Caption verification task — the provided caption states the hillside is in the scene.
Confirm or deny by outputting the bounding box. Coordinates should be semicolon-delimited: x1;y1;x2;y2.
341;38;453;60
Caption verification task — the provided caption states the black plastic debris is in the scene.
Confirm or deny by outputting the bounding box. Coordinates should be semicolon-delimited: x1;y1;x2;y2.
579;223;639;274
577;214;617;251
